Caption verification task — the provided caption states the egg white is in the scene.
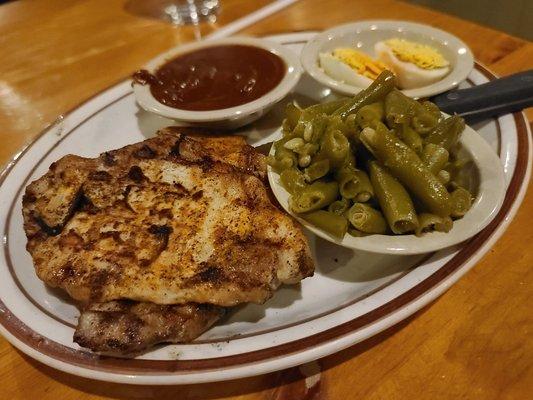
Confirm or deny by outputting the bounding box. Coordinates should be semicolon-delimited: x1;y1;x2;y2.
319;52;374;88
374;42;450;89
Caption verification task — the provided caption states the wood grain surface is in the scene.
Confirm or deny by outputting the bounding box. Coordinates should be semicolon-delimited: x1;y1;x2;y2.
0;0;531;399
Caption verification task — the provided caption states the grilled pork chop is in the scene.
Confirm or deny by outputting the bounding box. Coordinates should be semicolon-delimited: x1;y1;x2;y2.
74;301;224;356
23;129;313;306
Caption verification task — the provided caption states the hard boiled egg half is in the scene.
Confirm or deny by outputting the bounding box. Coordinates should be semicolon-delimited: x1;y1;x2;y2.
375;38;450;89
319;48;390;88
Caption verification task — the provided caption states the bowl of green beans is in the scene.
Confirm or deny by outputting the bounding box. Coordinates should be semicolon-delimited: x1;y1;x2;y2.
267;71;506;254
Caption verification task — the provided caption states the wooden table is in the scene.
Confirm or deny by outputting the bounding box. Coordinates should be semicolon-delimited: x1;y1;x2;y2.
0;0;531;398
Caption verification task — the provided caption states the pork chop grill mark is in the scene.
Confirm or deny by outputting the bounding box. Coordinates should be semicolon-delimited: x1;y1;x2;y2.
22;192;37;204
159;208;174;219
199;156;215;172
191;190;203;200
169;136;185;157
127;166;145;183
88;170;112;181
147;224;173;236
147;224;173;253
58;229;85;249
34;215;62;236
57;264;76;281
32;186;85;236
192;264;224;284
78;194;99;215
100;230;123;243
133;145;157;159
102;151;116;166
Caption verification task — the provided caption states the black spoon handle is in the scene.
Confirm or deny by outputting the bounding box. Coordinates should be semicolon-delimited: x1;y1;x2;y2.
431;70;533;123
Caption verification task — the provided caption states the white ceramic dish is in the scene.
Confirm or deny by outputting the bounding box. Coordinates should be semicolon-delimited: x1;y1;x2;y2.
301;21;474;98
0;32;529;385
133;36;302;129
268;118;506;254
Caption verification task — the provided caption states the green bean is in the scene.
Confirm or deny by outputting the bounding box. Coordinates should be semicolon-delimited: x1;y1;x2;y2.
437;170;450;185
301;210;348;238
384;90;439;134
316;128;350;168
281;119;293;135
353;169;374;202
328;197;351;215
450;187;472;217
285;102;302;131
293;143;319;158
356;102;385;129
347;228;366;237
347;203;388;234
333;70;396;119
274;135;293;149
298;154;312;168
335;166;374;201
292;108;326;138
327;115;350;137
368;161;419;234
425;115;465;150
305;98;350;116
344;114;361;144
421;101;442;121
266;155;276;170
268;141;298;172
280;168;306;194
384;89;415;126
286;120;301;138
398;124;423;154
420;100;444;123
335;165;359;199
422;143;449;174
342;150;357;168
369;119;390;132
443;158;467;179
345;114;357;130
415;213;453;236
308;113;329;143
290;181;339;213
412;104;440;134
360;124;452;217
276;146;297;164
304;159;330;181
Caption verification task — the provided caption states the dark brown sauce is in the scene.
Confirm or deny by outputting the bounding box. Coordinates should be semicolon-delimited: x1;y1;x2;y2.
133;45;286;111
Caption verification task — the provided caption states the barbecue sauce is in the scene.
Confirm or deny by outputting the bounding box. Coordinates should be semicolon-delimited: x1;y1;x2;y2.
133;45;286;111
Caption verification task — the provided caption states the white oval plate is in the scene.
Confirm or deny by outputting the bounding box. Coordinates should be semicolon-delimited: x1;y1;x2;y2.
268;118;506;254
0;32;530;385
301;21;474;98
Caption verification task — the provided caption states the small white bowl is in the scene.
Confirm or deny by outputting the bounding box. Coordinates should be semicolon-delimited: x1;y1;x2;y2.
301;20;474;99
267;121;506;255
133;37;302;129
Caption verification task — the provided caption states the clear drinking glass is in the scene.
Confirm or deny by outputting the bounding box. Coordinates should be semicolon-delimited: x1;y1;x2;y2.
125;0;220;25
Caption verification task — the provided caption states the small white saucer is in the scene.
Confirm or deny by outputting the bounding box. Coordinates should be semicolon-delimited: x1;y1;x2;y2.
133;36;302;129
268;120;505;255
301;20;474;99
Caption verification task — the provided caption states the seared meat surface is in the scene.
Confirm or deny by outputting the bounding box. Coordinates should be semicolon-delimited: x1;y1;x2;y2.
22;129;314;355
74;301;224;356
23;130;313;306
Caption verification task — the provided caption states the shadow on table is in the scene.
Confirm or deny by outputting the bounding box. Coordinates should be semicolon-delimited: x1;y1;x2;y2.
19;304;434;400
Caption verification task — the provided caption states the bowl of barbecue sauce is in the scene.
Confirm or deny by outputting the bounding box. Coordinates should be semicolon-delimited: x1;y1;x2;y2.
133;37;302;129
